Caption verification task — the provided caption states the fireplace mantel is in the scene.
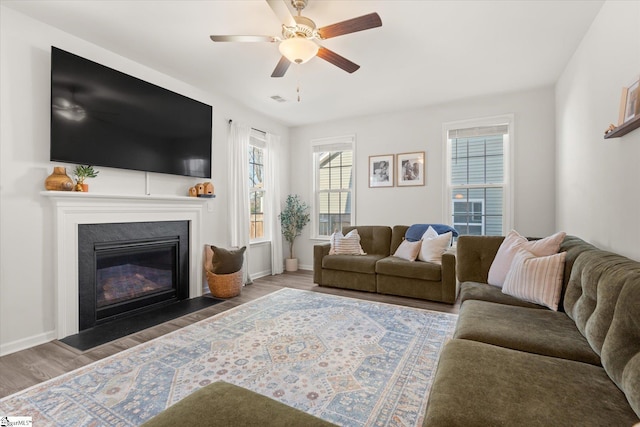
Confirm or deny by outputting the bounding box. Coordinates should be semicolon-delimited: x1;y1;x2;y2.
42;191;207;338
41;190;210;203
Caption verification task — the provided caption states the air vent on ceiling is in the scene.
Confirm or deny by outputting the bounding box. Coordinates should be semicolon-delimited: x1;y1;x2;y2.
270;95;288;103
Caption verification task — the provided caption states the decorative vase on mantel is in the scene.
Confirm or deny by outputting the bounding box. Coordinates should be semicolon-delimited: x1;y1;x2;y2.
74;182;89;192
45;166;73;191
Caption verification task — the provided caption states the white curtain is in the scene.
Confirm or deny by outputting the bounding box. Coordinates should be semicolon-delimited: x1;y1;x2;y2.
228;121;252;284
265;132;283;274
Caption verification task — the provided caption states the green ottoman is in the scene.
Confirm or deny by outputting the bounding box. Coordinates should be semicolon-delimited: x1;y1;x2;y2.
141;381;336;427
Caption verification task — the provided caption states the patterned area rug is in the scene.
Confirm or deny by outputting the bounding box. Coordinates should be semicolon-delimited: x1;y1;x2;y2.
0;288;457;426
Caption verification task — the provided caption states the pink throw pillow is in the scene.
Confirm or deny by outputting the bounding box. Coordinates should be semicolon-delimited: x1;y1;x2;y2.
487;230;566;287
502;248;566;311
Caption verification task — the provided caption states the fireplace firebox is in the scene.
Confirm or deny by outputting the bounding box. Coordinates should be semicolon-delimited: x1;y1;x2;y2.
78;221;189;331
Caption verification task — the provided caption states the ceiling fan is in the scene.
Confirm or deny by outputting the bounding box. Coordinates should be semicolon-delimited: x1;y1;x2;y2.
210;0;382;77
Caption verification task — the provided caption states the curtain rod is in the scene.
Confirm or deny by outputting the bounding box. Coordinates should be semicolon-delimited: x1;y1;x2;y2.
227;119;265;135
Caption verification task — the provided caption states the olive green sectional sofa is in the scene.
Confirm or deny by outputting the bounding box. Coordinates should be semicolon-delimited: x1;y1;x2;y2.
313;225;458;303
424;235;640;426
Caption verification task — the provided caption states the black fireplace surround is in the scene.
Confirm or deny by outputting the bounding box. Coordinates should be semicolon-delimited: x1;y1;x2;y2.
78;221;189;331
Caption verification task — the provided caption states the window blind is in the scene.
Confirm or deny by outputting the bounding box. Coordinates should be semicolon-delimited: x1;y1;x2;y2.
448;124;509;139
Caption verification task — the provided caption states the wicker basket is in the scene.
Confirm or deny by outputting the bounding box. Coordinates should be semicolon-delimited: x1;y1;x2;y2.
206;269;243;298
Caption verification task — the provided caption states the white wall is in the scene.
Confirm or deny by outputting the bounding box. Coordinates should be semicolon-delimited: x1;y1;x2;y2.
0;7;289;354
556;0;640;261
290;87;557;270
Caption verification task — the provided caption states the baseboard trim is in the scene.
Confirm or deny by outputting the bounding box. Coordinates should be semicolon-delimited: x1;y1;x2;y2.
0;330;57;356
251;269;272;280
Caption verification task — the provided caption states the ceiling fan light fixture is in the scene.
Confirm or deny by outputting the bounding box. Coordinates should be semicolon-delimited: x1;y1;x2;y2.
279;37;318;64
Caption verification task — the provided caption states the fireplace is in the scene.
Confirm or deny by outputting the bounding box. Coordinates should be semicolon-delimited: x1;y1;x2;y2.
78;221;189;331
44;192;206;339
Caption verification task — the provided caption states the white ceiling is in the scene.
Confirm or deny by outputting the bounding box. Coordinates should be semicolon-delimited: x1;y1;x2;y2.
2;0;604;127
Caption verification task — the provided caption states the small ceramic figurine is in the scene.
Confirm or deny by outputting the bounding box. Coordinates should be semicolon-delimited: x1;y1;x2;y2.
196;183;205;195
203;182;214;195
188;187;197;197
604;123;616;134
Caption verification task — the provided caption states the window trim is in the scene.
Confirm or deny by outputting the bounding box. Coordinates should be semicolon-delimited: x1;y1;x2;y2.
442;114;514;235
249;129;268;243
310;135;356;240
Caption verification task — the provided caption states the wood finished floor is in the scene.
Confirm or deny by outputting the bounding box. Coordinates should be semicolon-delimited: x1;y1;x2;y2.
0;271;459;399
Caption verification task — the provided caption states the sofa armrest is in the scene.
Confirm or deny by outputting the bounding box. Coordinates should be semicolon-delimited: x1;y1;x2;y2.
456;236;505;283
313;243;331;284
441;248;458;303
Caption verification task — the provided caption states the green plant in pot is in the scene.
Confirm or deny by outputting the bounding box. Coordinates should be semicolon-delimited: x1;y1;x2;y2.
279;194;310;272
72;165;99;192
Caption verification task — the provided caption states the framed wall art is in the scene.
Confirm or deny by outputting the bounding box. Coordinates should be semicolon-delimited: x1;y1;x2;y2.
397;151;425;187
621;77;640;124
369;154;394;187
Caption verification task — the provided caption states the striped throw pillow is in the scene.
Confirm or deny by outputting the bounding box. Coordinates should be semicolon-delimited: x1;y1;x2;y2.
502;248;566;311
329;229;366;255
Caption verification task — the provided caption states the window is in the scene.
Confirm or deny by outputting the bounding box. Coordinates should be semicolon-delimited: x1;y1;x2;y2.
453;199;484;235
444;116;513;237
249;130;266;241
312;136;356;238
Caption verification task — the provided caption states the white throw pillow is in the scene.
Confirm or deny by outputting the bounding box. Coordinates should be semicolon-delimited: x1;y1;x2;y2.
502;248;566;311
417;227;452;264
329;229;366;255
487;230;566;287
394;239;422;261
420;226;439;240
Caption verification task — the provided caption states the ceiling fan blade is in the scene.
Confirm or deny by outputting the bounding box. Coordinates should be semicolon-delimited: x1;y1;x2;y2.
317;47;360;73
271;56;291;78
210;35;277;43
266;0;296;27
317;12;382;39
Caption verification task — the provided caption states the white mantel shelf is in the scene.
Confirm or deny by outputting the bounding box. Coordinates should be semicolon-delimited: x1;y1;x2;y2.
42;190;208;339
41;190;211;203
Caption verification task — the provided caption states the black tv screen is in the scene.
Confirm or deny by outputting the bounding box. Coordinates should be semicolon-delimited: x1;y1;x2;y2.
50;47;212;178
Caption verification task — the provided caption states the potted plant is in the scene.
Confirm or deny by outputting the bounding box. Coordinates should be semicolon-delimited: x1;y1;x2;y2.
72;165;99;192
279;194;310;272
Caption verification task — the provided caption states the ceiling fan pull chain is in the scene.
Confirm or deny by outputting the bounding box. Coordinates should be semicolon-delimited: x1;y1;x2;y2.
296;63;302;102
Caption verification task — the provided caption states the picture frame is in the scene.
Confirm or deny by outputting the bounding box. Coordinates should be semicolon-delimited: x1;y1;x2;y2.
369;154;394;187
621;77;640;124
397;151;425;187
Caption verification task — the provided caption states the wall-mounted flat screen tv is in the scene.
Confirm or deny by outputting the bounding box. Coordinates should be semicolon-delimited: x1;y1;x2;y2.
50;47;212;178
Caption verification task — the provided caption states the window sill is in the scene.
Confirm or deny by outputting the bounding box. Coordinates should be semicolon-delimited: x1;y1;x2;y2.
250;240;271;247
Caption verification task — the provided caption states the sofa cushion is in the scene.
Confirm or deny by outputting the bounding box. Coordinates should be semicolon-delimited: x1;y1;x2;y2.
454;300;600;365
563;249;640;357
375;256;441;281
501;249;566;310
342;226;391;256
424;339;640;426
390;225;410;254
456;235;506;284
322;254;385;274
459;281;548;309
600;279;640;418
557;235;598;308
